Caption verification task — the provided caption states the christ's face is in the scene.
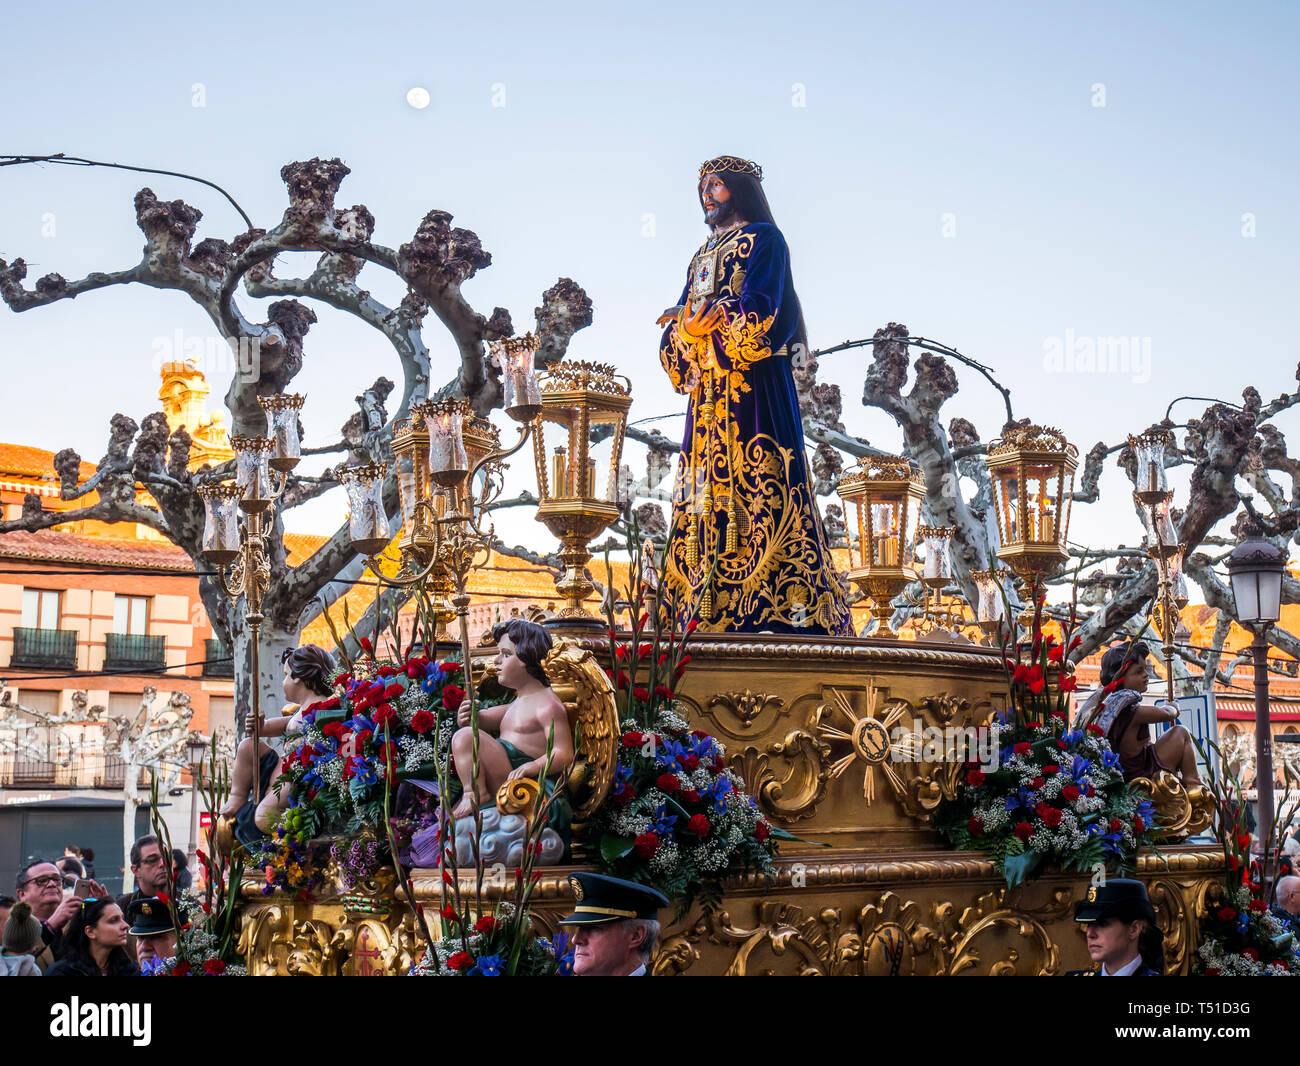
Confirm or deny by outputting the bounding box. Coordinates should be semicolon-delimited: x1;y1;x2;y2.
495;634;529;690
1122;658;1150;693
699;175;737;227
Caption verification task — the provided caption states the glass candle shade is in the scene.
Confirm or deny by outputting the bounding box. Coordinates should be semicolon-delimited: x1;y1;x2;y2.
340;464;391;557
258;394;305;472
919;525;953;581
197;484;242;564
231;436;275;513
494;335;542;421
427;406;469;488
972;569;1007;623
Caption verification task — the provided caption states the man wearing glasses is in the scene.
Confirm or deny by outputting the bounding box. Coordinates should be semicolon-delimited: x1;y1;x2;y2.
14;859;105;960
115;835;171;915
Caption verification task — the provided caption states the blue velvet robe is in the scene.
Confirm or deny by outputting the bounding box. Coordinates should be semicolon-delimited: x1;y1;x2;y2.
658;222;852;635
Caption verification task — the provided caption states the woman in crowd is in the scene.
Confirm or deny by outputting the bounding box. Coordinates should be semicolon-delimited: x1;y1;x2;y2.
44;898;139;977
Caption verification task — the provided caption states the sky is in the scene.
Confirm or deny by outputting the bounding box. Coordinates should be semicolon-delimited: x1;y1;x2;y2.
1;0;1296;593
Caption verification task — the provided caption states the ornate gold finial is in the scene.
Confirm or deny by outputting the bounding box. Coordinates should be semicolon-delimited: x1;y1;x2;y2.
699;155;763;182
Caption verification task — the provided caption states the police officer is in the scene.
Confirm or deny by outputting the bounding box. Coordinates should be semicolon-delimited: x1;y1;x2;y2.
1067;878;1164;975
127;895;177;972
558;872;669;976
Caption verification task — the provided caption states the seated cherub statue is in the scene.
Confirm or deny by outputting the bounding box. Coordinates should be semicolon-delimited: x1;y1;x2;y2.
449;619;573;819
220;644;337;844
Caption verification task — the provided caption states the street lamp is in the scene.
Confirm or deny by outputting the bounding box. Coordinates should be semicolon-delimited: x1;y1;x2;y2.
184;731;209;873
1226;525;1286;855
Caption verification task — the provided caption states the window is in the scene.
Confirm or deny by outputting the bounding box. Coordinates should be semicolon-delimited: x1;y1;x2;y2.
21;589;60;629
113;595;150;635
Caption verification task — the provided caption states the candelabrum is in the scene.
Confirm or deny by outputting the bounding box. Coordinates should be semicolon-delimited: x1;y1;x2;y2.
971;566;1012;646
916;524;954;635
196;393;305;802
837;456;925;637
985;424;1078;632
347;333;544;720
1130;429;1183;702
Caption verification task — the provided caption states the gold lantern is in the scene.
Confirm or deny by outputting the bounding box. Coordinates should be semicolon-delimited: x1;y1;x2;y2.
531;360;632;624
836;455;925;637
985;424;1078;620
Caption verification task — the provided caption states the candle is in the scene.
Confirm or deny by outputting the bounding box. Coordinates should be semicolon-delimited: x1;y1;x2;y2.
552;447;568;498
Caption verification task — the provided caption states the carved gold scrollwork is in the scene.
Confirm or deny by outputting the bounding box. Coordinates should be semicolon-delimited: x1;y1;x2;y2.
706;689;785;736
651;935;700;976
1131;772;1215;840
918;692;971;725
1147;878;1191;974
285;918;344;977
730;729;829;822
930;891;1059;976
236;902;287;976
855;892;937;976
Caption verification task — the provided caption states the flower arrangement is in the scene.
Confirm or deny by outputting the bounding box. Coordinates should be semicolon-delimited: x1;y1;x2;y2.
581;530;780;913
257;813;332;898
934;572;1157;886
1192;737;1300;975
145;752;245;976
410;902;574;976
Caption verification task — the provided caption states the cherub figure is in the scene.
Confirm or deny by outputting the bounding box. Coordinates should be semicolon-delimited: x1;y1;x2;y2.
220;644;336;842
449;619;573;818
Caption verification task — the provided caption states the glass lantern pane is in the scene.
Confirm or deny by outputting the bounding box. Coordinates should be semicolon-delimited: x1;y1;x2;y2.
997;470;1019;543
428;409;469;485
1026;464;1059;542
975;573;1005;622
870;502;900;565
267;404;301;467
235;446;271;504
201;493;241;560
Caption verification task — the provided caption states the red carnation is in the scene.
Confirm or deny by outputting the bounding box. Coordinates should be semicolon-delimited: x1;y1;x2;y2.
687;814;711;837
439;660;462;676
376;665;399;677
1204;966;1221;976
1134;816;1146;833
383;682;405;700
372;703;396;727
1086;723;1103;736
473;915;498;934
1217;906;1236;922
966;768;986;786
322;721;347;739
410;710;436;734
633;832;660;858
1109;817;1123;833
680;789;701;803
447;951;474;971
204;958;226;975
755;819;770;843
316;696;341;710
1042;764;1059;775
172;960;191;976
1242;947;1260;961
969;816;985;835
1013;822;1033;842
1061;784;1081;802
656;772;680;793
1028;721;1042;729
684;754;700;771
1013;742;1031;754
633;686;650;702
441;684;466;712
1041;807;1063;828
1057;739;1068;750
621;731;645;747
1029;777;1046;790
1249;899;1268;912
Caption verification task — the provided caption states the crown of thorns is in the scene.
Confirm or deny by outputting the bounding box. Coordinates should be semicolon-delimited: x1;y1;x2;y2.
698;156;763;182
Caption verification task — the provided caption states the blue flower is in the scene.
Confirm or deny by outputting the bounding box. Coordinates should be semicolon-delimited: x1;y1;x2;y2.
658;738;688;767
1069;754;1092;781
651;803;678;835
469;953;503;976
1101;750;1120;770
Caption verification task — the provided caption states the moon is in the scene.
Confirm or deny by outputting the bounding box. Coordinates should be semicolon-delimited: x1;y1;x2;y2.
406;87;430;110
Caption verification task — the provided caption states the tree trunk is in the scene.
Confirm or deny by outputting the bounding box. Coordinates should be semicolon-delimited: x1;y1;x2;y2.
120;741;138;891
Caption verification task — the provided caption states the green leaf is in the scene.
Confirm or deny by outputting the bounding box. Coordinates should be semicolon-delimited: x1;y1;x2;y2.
600;834;635;864
1001;848;1041;888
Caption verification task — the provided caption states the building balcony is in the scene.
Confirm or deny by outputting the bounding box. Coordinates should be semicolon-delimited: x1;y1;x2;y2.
202;638;234;678
9;627;78;670
103;632;167;674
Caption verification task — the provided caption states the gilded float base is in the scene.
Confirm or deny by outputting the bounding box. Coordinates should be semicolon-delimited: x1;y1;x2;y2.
237;845;1223;976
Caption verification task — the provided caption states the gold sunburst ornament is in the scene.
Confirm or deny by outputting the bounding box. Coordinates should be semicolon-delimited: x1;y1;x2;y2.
815;683;918;804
